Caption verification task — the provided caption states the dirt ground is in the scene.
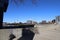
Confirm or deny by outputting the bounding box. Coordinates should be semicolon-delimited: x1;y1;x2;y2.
0;24;60;40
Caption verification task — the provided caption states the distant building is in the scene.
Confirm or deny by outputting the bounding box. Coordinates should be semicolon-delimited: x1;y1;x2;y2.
39;20;47;24
26;20;37;24
55;16;60;24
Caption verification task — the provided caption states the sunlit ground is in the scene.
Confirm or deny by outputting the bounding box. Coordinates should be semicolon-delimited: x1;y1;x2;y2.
0;24;60;40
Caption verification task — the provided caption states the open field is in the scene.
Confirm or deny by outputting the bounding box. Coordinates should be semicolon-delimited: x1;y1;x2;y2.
0;24;60;40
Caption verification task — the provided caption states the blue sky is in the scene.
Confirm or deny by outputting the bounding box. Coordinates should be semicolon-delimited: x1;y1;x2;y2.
3;0;60;23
